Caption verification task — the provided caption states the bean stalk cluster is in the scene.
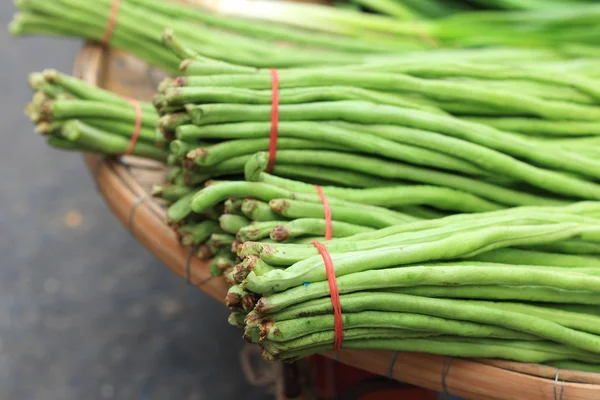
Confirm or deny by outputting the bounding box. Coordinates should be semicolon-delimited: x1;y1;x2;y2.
16;1;600;373
12;0;600;73
231;204;600;370
25;70;168;161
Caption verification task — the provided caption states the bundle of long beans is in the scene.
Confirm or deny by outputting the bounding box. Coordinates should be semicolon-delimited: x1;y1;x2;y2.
15;0;600;373
205;1;600;51
10;0;433;74
23;70;242;274
233;201;600;370
159;38;600;211
149;37;600;370
25;69;167;161
11;0;600;75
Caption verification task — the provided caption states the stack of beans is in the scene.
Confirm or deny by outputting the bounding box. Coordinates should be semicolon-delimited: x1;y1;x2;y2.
25;69;167;161
155;40;600;371
230;200;600;367
12;0;600;74
15;1;600;373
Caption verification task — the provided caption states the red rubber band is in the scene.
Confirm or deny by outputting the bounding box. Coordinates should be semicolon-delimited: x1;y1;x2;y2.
100;0;121;45
267;69;279;173
312;241;343;351
123;97;142;155
315;185;332;240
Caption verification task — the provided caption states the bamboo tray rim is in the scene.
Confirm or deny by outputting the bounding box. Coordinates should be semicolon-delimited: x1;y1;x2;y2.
73;42;600;400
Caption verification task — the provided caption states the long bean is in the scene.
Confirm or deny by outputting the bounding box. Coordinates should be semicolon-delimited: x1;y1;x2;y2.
549;361;600;374
465;300;600;335
263;150;565;207
260;329;437;356
188;137;346;167
190;175;504;217
270;183;503;212
240;213;600;265
335;121;600;183
126;0;407;54
219;214;251;234
82;119;158;144
187;103;600;189
530;240;600;255
237;221;283;242
46;136;96;153
270;218;373;241
41;69;157;114
388;286;600;305
209;233;236;250
254;311;535;342
470;248;600;268
179;72;600;121
246;224;600;292
270;199;415;228
179;221;220;246
338;202;600;242
190;182;292;213
464;117;600;137
178;121;487;176
61;121;168;162
182;119;600;200
242;199;287;222
41;100;158;128
167;192;196;224
265;337;598;363
256;291;600;354
350;62;600;101
160;86;445;114
260;164;404;188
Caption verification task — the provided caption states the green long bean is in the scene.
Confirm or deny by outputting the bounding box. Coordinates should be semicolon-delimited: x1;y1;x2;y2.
270;218;373;241
219;214;251;234
260;329;437;357
256;291;600;355
178;72;600;121
350;62;600;101
188;102;600;186
152;184;195;203
240;213;600;265
246;223;600;292
188;137;346;167
40;69;157;114
265;337;599;363
179;221;221;246
470;248;600;268
464;117;600;137
388;286;600;305
264;164;403;188
270;199;415;228
237;221;283;242
253;311;534;342
177;121;487;176
242;199;287;222
61;121;168;162
41;100;158;128
160;86;445;114
261;150;565;207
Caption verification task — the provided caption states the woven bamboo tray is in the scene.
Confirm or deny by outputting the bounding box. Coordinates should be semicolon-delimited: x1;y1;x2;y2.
73;42;600;400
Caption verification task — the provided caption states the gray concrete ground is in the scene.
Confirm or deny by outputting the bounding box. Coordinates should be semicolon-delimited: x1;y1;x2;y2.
0;3;271;399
